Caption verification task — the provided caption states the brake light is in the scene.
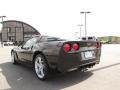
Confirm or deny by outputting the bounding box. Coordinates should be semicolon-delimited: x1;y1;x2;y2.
96;42;100;48
63;43;71;52
72;43;79;51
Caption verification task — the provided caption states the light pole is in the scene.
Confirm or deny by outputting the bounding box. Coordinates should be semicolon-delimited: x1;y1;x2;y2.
0;16;7;47
80;11;91;37
77;24;83;39
0;16;6;24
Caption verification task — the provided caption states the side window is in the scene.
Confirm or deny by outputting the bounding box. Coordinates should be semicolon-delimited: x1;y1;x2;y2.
23;38;37;48
39;36;47;42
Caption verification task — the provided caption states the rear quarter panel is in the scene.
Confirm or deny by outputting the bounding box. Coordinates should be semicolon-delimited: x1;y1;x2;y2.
37;41;65;69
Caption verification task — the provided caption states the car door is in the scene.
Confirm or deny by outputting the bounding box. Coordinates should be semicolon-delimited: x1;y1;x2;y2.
15;45;25;60
20;37;38;61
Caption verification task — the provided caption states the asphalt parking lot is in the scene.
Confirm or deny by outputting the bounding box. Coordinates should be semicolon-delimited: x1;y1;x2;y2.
0;44;120;90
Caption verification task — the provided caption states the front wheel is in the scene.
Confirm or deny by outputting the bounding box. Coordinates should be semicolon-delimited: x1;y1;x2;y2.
34;54;49;80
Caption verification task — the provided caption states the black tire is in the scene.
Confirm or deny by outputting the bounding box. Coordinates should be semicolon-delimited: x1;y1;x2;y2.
34;54;49;80
11;51;18;64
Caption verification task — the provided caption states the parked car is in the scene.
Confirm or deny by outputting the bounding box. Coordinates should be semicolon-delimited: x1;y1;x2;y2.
81;36;98;41
11;35;102;80
4;41;14;46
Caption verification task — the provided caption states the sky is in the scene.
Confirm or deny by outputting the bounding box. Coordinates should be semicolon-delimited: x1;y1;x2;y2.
0;0;120;39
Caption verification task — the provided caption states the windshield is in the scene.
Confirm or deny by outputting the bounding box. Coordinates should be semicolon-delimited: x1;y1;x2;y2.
47;37;66;41
40;36;66;42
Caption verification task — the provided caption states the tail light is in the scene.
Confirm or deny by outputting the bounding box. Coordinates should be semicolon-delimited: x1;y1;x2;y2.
72;43;79;51
63;43;71;52
96;42;100;48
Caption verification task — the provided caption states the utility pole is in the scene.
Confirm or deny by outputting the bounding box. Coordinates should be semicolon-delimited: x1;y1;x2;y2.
77;24;83;39
0;16;7;47
80;11;91;37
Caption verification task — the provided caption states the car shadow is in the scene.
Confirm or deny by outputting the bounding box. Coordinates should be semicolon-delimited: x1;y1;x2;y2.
91;62;120;72
0;62;93;90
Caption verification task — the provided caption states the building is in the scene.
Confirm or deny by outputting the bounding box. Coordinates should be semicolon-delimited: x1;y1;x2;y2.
0;20;40;43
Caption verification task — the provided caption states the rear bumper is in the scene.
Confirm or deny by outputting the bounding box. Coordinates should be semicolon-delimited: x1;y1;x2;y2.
67;61;97;72
57;52;98;72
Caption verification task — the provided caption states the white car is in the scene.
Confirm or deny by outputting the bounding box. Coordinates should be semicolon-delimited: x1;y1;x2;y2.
3;41;14;46
81;36;98;41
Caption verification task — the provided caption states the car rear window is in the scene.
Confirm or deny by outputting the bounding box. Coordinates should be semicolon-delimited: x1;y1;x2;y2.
47;37;65;41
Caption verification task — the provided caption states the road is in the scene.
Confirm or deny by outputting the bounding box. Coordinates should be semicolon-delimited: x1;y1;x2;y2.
0;44;120;90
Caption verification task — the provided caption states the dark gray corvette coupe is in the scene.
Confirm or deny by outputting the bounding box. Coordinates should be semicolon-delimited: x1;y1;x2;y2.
11;35;101;80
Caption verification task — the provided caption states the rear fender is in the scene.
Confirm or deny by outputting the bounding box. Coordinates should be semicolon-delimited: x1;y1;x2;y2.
32;51;51;68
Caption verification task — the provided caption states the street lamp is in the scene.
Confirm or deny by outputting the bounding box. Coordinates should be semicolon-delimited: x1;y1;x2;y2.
80;11;91;37
0;16;6;24
0;16;7;47
77;24;83;39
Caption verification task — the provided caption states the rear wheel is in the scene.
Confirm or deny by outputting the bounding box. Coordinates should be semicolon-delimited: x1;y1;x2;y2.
11;51;18;64
34;54;49;80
